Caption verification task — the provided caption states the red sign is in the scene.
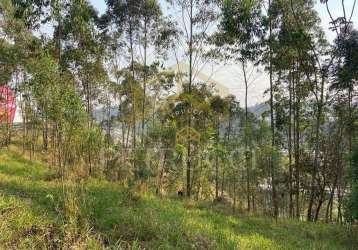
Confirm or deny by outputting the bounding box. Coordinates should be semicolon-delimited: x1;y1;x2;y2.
0;87;16;124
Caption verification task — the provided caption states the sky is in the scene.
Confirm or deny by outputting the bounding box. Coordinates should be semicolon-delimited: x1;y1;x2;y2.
88;0;358;106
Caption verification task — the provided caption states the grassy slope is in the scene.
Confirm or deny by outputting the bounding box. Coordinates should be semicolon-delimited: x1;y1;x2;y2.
0;148;357;250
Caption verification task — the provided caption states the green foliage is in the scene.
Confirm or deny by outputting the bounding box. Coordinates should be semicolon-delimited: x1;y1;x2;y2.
216;0;264;61
345;140;358;222
332;29;358;90
10;0;50;28
133;146;153;180
0;39;16;84
0;149;358;249
0;0;357;234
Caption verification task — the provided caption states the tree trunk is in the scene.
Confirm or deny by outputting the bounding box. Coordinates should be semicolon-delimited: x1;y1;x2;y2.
294;70;300;219
308;77;325;222
141;18;148;146
325;179;336;223
43;113;48;151
215;154;219;199
269;0;278;218
129;21;136;150
186;0;193;197
288;69;293;218
221;169;225;197
242;62;251;212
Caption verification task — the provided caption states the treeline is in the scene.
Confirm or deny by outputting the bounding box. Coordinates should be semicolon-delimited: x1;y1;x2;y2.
0;0;357;223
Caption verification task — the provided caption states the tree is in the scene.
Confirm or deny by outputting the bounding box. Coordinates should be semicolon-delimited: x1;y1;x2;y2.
167;0;218;197
214;0;264;212
345;134;358;222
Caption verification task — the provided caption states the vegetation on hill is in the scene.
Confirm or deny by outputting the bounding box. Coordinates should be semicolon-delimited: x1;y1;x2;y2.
0;148;357;249
0;0;358;248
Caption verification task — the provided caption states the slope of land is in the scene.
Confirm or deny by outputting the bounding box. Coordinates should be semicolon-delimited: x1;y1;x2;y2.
0;148;357;249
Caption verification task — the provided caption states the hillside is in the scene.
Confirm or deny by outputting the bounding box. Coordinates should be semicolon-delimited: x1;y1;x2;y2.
0;148;357;250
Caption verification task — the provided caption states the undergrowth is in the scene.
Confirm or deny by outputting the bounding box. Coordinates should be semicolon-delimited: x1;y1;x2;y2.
0;148;357;249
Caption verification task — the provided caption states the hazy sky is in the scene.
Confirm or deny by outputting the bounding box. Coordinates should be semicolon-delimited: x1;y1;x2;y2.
88;0;358;106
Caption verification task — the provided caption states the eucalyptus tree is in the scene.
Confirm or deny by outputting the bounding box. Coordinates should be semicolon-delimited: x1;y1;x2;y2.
6;0;68;152
0;8;17;147
169;81;218;198
289;0;356;221
313;0;358;222
61;0;106;122
0;0;43;152
214;0;264;211
105;0;143;150
98;8;129;170
10;0;50;29
1;0;96;171
346;135;358;223
265;0;315;218
137;0;164;146
166;0;219;197
265;0;278;219
223;95;242;206
329;28;358;223
266;0;330;220
331;28;358;155
209;95;228;199
143;70;175;194
26;54;80;170
59;0;108;175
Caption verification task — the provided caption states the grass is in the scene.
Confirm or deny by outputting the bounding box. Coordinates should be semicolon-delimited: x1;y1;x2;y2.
0;148;357;249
